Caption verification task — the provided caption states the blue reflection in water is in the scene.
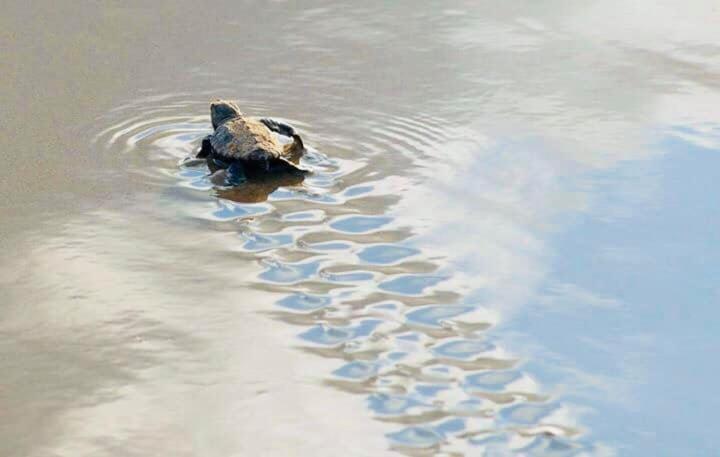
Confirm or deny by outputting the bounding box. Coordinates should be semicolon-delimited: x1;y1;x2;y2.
396;332;420;342
379;274;445;295
405;305;476;328
254;132;719;454
357;244;420;265
211;201;269;220
387;418;466;449
499;403;559;425
259;260;320;283
387;426;444;448
506;140;720;455
414;383;450;398
332;361;380;381
463;371;522;393
450;398;486;414
386;351;407;361
307;241;353;251
435;418;466;435
468;433;510;449
175;132;203;142
242;233;293;251
342;185;374;197
431;339;495;360
370;302;399;312
177;168;205;178
283;210;324;221
368;393;430;416
517;435;584;456
299;319;382;346
177;167;211;189
468;430;591;455
330;215;392;233
275;293;331;312
322;271;375;283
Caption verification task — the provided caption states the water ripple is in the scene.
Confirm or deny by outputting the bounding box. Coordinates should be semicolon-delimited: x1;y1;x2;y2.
300;319;382;347
379;274;446;296
259;259;321;284
95;93;589;455
358;244;420;265
431;339;495;361
276;293;331;313
330;215;393;233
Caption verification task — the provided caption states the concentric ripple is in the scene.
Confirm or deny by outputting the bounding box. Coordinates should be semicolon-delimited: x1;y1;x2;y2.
94;93;596;455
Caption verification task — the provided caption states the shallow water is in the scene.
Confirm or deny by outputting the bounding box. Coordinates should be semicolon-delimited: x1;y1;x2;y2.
2;1;720;456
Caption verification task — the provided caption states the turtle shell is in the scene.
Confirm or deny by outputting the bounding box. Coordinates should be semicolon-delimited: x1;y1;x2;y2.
210;116;284;161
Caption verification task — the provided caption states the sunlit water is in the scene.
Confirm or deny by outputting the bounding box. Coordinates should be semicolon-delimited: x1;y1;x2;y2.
2;1;720;456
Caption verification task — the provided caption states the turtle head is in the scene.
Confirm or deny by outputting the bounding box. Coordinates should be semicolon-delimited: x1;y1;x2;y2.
210;99;243;130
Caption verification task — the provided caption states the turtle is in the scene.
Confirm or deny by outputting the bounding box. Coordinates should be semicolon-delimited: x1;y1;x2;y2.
195;99;308;184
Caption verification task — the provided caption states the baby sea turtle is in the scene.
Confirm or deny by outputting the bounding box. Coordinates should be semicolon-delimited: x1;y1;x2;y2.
196;99;308;183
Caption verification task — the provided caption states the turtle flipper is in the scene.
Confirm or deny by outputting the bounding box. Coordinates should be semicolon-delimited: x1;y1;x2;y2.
209;162;247;186
197;134;213;158
269;157;309;176
259;118;297;137
257;117;306;163
227;162;247;185
282;134;305;164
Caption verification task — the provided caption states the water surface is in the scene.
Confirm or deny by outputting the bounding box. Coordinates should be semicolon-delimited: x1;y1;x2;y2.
2;1;720;456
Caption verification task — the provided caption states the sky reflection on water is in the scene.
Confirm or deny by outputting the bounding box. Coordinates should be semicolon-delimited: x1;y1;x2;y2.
508;140;720;455
403;132;720;455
